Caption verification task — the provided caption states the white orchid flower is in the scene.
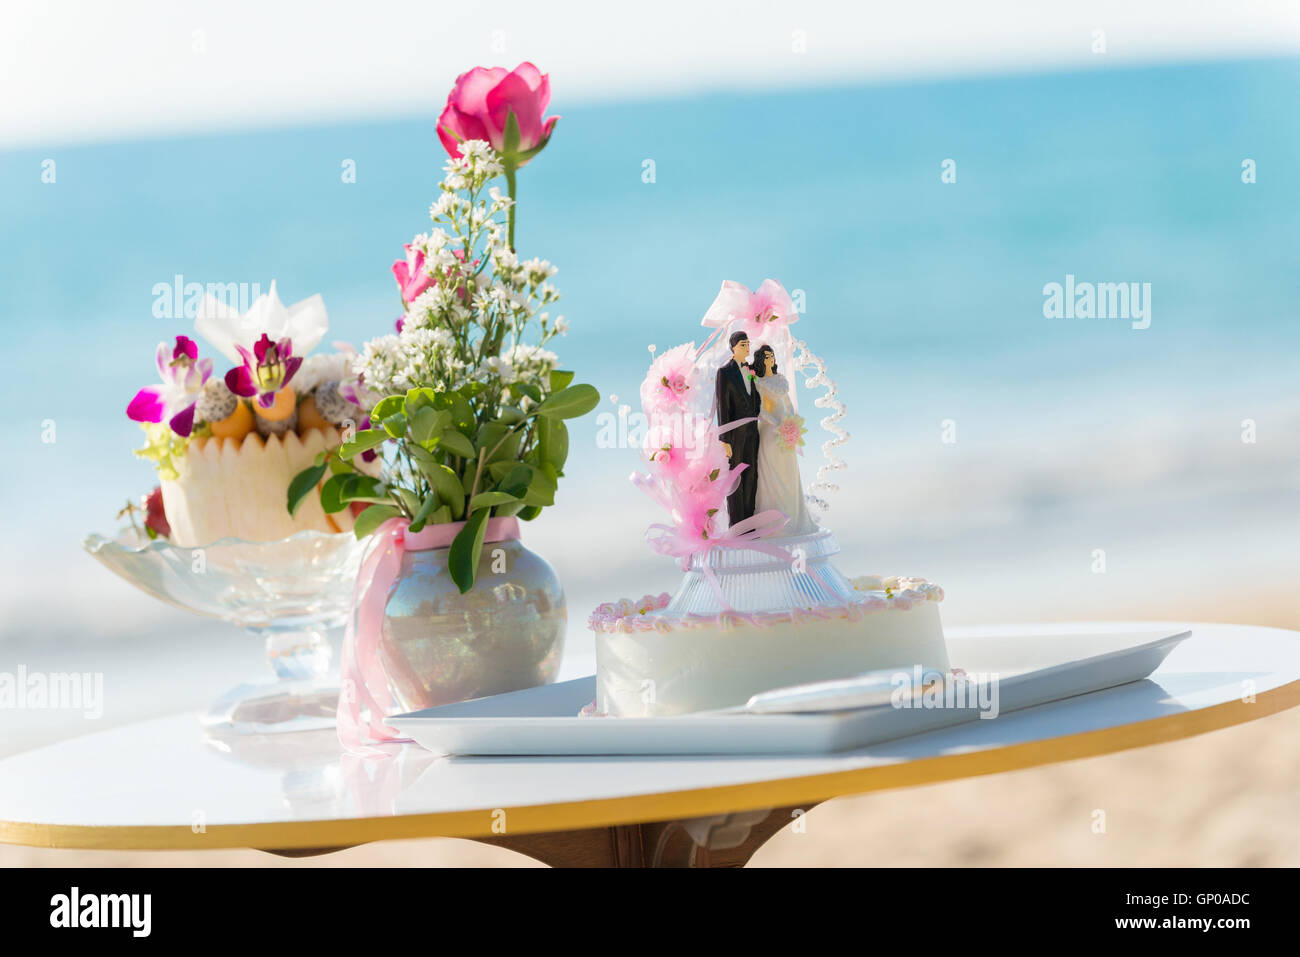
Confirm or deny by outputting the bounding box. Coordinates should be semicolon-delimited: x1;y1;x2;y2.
194;280;329;365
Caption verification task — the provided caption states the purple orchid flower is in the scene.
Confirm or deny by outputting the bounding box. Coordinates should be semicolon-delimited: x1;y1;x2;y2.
126;335;212;437
224;333;303;409
358;415;378;463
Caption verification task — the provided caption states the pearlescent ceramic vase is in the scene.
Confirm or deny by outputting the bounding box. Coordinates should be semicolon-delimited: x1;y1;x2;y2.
376;517;566;712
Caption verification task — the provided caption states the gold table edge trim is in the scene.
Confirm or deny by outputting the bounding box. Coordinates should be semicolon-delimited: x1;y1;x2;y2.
1;678;1296;852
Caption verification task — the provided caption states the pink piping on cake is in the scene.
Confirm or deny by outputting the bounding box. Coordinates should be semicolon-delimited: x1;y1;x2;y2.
586;579;944;633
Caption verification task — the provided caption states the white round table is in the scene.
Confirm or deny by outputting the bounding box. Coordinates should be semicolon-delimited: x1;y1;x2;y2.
2;622;1297;867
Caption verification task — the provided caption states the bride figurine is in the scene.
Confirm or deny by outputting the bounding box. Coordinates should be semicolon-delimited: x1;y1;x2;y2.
751;344;817;536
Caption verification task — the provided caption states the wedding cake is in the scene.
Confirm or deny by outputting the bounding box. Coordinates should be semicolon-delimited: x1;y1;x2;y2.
588;280;949;717
125;282;373;547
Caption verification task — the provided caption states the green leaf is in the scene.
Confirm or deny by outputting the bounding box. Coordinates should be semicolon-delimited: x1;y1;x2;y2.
319;474;350;514
518;504;543;521
352;504;402;539
522;465;557;507
477;420;522;462
380;411;408;438
327;453;355;476
476;419;510;447
469;489;521;511
497;463;533;498
423;462;465;517
409;407;450;444
496;405;526;425
448;507;490;593
514;382;542;403
496;432;525;463
287;462;328;517
339;429;389;460
429;504;451;525
370;395;405;423
538;417;569;471
393;487;421;516
404;388;440;414
336;474;395;506
536;383;599;419
407;492;441;533
407;443;439;471
438;429;476;459
448;393;475;433
549;370;575;392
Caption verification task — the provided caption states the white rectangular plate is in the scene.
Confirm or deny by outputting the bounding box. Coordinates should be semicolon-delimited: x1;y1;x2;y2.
388;628;1191;755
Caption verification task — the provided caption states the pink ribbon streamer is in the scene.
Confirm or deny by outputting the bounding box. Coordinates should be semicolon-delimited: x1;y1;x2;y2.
337;515;520;754
646;508;792;612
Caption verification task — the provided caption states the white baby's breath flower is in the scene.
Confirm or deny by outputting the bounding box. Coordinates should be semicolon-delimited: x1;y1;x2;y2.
554;316;570;335
430;193;461;219
523;258;557;285
506;343;558;372
484;356;516;384
356;334;405;395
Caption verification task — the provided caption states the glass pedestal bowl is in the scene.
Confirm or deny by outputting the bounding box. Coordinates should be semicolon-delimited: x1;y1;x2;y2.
84;527;366;734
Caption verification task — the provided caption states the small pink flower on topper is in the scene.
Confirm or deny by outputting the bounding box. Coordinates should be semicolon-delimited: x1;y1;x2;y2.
700;279;799;340
639;342;699;415
641;412;714;478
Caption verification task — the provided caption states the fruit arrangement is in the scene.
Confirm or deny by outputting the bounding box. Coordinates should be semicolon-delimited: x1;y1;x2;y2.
125;284;376;546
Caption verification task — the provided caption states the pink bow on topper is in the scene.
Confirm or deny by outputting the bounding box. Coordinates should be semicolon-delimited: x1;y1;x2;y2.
645;503;792;612
696;278;799;359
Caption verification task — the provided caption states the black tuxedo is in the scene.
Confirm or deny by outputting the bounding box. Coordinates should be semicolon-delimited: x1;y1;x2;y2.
715;359;761;526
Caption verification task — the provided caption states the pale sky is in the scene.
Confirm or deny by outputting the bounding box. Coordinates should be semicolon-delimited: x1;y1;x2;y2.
3;0;1299;147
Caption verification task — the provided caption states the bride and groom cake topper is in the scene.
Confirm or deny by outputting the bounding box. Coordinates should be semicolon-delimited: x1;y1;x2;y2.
634;277;839;555
714;330;816;537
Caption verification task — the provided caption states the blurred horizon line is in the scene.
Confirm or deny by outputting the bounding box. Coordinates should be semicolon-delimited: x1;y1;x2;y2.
5;50;1299;154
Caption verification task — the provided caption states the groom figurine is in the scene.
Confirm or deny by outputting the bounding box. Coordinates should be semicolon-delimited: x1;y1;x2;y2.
715;331;761;526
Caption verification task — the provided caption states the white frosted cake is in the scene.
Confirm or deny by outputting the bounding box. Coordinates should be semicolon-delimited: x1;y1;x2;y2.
587;278;949;717
590;531;948;716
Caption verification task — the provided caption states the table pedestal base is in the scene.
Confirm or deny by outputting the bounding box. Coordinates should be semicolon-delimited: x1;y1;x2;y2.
479;803;817;867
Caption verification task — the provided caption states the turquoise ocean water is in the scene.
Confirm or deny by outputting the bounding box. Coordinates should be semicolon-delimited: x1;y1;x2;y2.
2;56;1298;640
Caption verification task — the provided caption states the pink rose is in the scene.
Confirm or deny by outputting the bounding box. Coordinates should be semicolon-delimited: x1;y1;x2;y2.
437;62;559;166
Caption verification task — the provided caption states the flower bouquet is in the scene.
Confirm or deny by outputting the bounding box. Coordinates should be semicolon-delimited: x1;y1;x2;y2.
777;414;808;454
289;63;596;596
279;63;596;744
123;284;371;547
289;67;595;595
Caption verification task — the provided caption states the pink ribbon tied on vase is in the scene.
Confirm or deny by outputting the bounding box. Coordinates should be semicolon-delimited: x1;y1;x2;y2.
337;515;521;753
